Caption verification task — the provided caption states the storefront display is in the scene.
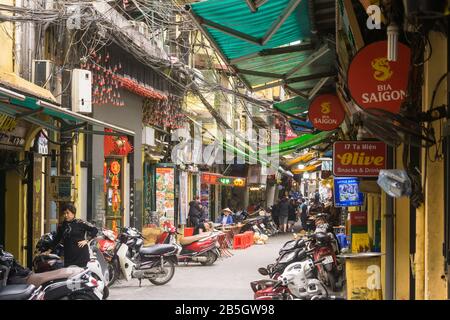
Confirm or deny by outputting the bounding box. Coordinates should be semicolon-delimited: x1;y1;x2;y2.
105;158;123;230
155;166;176;223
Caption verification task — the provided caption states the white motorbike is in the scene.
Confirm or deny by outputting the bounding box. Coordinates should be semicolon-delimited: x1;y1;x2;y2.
112;227;178;287
276;257;344;300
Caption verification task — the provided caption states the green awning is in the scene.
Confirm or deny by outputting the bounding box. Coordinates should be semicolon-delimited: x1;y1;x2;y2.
260;130;336;156
274;96;310;118
0;85;134;136
186;0;337;93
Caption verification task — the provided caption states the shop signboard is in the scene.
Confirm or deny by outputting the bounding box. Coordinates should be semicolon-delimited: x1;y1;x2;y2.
218;176;246;187
155;167;175;222
201;172;221;185
333;141;387;177
308;94;346;131
347;40;411;114
334;177;364;207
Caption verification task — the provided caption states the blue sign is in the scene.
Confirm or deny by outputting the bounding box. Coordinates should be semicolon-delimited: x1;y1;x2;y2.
334;177;364;207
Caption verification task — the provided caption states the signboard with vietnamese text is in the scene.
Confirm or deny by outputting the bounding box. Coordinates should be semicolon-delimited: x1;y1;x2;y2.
201;173;221;185
347;41;411;114
333;141;387;177
308;94;346;131
218;176;246;187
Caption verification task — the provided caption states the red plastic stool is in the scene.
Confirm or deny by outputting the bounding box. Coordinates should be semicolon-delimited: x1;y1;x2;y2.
233;234;246;249
244;231;254;248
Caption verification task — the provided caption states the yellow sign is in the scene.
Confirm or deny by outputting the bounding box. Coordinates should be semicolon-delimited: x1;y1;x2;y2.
0;114;18;132
345;256;382;300
371;57;393;81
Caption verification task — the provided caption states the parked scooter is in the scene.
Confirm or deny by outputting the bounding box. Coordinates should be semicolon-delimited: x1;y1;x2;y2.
0;246;103;300
158;219;222;266
32;234;110;297
97;228;119;286
111;227;178;287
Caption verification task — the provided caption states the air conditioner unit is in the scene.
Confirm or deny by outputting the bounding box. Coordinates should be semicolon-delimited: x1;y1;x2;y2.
32;60;55;92
71;69;92;113
142;126;156;146
234;118;241;132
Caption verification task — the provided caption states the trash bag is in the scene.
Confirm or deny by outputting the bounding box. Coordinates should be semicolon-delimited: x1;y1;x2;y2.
377;169;412;198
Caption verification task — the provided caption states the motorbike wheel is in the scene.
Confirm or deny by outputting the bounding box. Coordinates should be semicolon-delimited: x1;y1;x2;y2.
149;260;175;286
200;251;218;266
63;292;100;300
107;261;119;287
326;271;338;292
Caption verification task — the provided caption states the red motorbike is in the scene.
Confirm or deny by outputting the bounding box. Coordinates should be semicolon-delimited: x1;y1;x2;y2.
97;228;119;286
311;232;343;292
158;219;222;266
250;279;292;300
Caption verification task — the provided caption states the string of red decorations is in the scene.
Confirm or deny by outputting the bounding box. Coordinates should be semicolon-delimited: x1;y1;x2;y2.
104;129;134;156
82;51;124;107
114;75;167;101
143;95;186;130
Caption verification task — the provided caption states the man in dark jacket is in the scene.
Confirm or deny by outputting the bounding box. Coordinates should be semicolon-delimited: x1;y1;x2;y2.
188;196;202;228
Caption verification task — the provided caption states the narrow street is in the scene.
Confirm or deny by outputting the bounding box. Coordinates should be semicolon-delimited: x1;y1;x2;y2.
109;234;291;300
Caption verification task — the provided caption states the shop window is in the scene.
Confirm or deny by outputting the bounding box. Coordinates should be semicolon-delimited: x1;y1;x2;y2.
105;158;124;231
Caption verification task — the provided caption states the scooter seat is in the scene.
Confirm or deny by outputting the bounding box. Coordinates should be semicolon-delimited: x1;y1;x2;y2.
26;267;84;287
179;233;211;246
139;244;177;256
0;284;36;300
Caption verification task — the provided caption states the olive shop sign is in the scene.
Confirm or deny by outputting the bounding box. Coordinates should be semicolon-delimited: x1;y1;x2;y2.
308;94;345;131
333;141;387;177
347;41;411;114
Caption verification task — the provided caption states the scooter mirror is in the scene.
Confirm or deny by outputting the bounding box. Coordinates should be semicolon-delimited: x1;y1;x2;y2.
258;267;269;276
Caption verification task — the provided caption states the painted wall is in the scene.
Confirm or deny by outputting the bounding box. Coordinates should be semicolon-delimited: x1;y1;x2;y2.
419;31;448;299
0;0;14;73
92;89;143;228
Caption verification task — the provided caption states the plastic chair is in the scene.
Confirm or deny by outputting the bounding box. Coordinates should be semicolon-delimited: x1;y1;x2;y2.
184;227;194;237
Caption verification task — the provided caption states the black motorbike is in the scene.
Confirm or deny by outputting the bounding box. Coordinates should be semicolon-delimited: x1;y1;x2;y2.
0;246;101;300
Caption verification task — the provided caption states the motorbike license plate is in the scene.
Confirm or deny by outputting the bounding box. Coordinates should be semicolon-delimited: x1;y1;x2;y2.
323;255;334;264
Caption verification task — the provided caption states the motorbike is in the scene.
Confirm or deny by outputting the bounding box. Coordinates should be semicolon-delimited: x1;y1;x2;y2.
111;227;178;287
253;256;345;300
0;246;102;300
32;233;110;297
97;228;119;286
311;232;344;292
158;219;222;266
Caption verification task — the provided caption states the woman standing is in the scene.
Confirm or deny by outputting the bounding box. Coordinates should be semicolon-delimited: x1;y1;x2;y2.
50;203;98;268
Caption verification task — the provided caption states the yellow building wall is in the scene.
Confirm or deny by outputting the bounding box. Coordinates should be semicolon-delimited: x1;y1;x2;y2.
4;157;25;264
0;0;14;73
394;145;410;300
420;31;447;299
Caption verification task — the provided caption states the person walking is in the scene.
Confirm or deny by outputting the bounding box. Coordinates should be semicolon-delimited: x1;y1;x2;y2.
188;196;202;228
278;196;289;233
287;199;297;232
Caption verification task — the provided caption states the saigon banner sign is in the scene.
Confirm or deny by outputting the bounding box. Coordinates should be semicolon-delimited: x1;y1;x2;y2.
308;94;346;131
333;141;387;177
347;41;411;114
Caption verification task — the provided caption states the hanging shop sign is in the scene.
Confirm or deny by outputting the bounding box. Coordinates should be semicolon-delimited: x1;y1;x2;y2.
0;114;18;132
347;41;411;114
333;141;387;177
308;94;346;131
218;176;246;187
201;172;222;185
334;177;364;207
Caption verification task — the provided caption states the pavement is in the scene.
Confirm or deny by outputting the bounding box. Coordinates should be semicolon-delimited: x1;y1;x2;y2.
109;233;293;300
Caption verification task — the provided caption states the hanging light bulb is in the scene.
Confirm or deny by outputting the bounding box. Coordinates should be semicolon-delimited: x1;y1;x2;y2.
387;22;399;61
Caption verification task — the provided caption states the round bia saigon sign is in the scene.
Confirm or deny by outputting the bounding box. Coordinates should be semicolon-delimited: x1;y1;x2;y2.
308;94;345;131
347;40;411;114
